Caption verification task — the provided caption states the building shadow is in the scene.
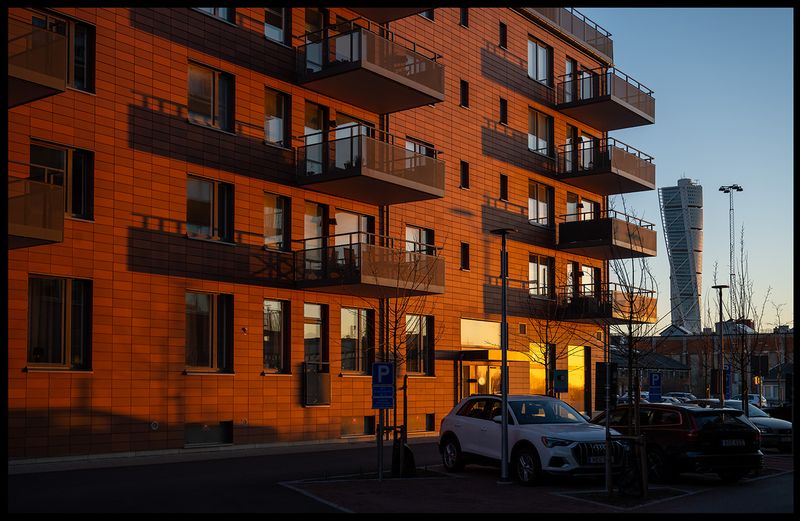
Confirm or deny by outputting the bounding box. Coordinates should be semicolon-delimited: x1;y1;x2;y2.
128;8;296;83
479;42;556;107
128;93;295;185
480;194;556;248
480;119;557;176
128;214;295;287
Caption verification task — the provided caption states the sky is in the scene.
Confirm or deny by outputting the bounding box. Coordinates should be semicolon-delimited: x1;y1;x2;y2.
577;8;794;331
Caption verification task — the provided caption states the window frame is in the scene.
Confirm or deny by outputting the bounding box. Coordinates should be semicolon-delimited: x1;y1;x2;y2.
186;175;234;242
460;242;470;271
405;225;435;256
341;307;374;374
263;192;290;251
460;79;469;108
188;61;235;132
194;7;236;23
459;160;470;189
29;141;94;220
264;7;289;45
27;276;92;370
499;174;509;201
528;254;553;298
527;37;553;86
459;8;469;27
527;180;553;227
263;299;290;373
185;291;234;373
264;87;291;148
499;97;508;125
499;22;508;49
406;314;434;376
528;107;554;158
32;11;96;93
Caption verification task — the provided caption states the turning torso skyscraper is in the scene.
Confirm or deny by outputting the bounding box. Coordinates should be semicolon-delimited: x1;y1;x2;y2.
659;179;703;333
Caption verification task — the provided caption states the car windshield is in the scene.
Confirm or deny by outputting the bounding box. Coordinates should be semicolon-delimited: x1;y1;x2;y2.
510;399;586;425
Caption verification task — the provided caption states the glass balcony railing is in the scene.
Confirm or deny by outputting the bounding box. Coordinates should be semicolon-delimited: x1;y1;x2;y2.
524;7;613;62
558;209;657;259
8;177;65;248
8;16;67;107
557;137;655;195
557;282;657;324
302;361;331;406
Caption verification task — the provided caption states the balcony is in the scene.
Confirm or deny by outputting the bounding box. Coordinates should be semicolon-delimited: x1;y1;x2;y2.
295;232;445;298
8;16;67;108
302;361;331;406
522;8;613;63
558;210;657;259
8;178;64;249
556;68;655;131
558;282;657;325
297;19;445;114
297;127;445;205
347;8;431;24
556;138;655;195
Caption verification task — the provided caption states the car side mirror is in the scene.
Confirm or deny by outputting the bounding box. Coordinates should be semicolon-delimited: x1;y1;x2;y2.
581;413;591;421
492;415;502;424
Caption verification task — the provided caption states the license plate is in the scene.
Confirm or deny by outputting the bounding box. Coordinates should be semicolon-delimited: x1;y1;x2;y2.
589;456;605;464
722;439;745;447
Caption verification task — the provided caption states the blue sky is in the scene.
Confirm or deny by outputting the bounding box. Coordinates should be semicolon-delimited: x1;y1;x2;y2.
578;8;794;331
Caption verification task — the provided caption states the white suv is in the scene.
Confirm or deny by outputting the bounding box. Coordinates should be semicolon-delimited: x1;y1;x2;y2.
439;394;624;484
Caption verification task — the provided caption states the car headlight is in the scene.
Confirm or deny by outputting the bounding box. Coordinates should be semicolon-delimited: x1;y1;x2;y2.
541;436;574;448
758;426;770;434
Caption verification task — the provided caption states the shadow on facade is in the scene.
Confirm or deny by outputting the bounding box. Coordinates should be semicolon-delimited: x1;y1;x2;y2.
482;275;563;320
127;95;295;185
479;43;556;107
128;214;295;287
480;194;556;248
128;8;296;83
480;119;557;176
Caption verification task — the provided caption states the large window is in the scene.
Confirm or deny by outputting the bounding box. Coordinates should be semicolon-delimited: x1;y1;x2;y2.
188;62;234;132
528;108;553;157
564;58;577;103
303;201;326;272
304;303;327;363
341;307;373;373
195;8;235;23
264;192;289;250
28;277;91;370
263;299;289;372
185;292;233;372
405;225;435;256
32;11;95;92
186;176;233;241
406;314;434;375
527;180;553;226
528;254;553;298
304;101;327;175
264;88;290;147
30;142;93;219
528;38;552;86
264;8;288;44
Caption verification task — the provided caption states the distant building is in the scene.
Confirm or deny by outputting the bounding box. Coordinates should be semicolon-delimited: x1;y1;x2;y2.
659;178;703;334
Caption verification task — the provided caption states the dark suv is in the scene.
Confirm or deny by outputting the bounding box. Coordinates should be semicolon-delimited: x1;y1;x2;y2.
591;403;763;483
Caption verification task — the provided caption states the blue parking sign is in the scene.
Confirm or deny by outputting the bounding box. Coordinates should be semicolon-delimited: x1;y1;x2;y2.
372;363;394;386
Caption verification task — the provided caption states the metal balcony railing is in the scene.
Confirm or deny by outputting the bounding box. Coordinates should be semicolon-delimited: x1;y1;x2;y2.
524;7;613;62
557;67;655;121
557;282;657;323
556;137;656;194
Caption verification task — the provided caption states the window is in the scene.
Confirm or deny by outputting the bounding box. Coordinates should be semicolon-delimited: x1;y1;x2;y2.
406;314;434;375
579;68;596;100
499;22;507;49
304;101;327;175
564;125;578;174
460;80;469;108
334;209;373;267
528;108;553;157
30;142;93;219
264;192;289;250
27;277;91;370
460;242;470;270
304;303;328;364
32;11;95;92
186;176;233;241
405;225;435;255
335;114;375;171
528;254;552;298
459;161;470;189
185;292;233;372
566;193;598;222
263;299;289;372
527;180;552;226
459;8;469;27
196;8;235;23
405;137;436;158
341;307;373;373
568;264;599;296
579;133;598;171
528;38;552;85
420;9;434;20
304;201;326;272
564;58;578;103
500;174;508;201
499;98;508;125
188;62;234;132
264;87;290;147
264;8;288;44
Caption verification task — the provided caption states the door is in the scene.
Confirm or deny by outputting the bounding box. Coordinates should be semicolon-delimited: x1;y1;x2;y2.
304;102;326;175
454;398;491;455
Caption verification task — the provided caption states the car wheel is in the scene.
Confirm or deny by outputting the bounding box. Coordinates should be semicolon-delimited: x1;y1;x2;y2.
513;445;542;486
717;470;749;483
441;436;465;472
646;447;674;483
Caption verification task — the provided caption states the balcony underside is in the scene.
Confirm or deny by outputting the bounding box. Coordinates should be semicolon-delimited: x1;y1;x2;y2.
347;8;430;23
8;67;66;108
300;64;445;114
558;95;654;131
558;219;657;259
299;166;444;205
559;169;655;196
560;296;657;325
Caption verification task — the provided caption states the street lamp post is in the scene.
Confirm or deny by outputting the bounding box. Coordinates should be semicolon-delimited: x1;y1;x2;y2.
491;227;516;484
718;184;743;314
712;284;728;407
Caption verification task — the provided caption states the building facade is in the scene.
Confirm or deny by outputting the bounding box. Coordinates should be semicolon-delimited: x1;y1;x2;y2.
8;7;656;458
658;178;703;334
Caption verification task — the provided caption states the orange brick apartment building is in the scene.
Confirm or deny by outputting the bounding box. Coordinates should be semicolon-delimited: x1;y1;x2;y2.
7;7;656;458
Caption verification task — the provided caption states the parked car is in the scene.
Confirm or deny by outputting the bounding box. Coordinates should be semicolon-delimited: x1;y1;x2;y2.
663;392;697;403
655;396;683;404
439;394;625;485
591;403;763;483
748;394;769;408
618;391;650;404
688;399;792;453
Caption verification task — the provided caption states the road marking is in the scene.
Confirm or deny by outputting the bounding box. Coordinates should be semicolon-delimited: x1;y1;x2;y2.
278;480;354;513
